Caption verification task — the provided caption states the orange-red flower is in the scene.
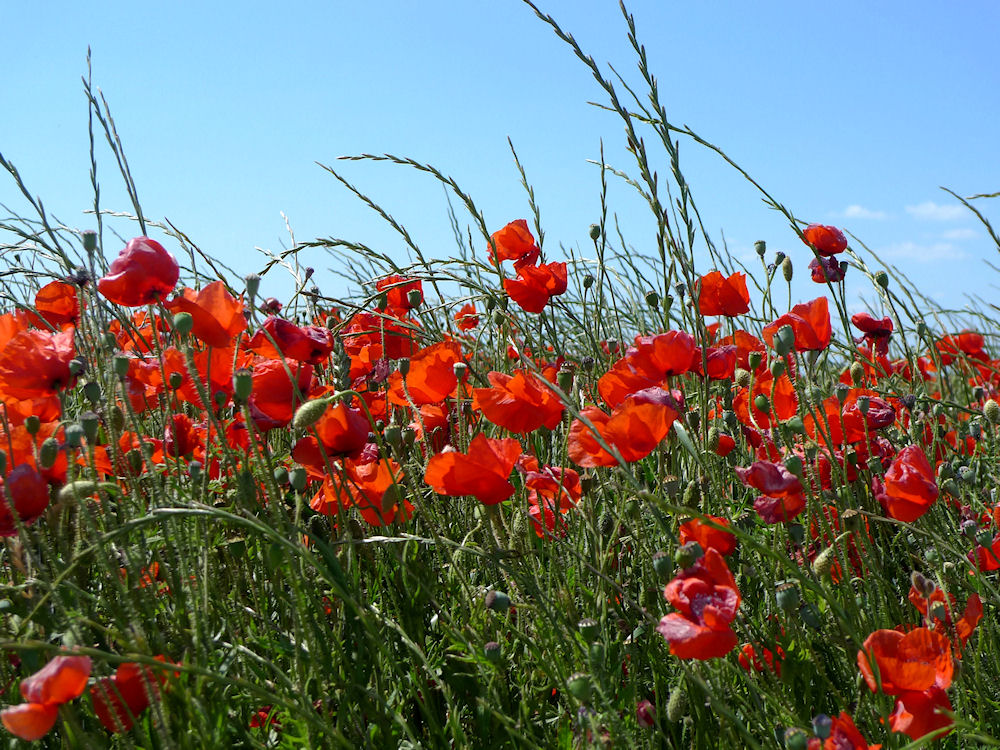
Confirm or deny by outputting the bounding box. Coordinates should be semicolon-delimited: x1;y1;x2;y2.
656;548;741;660
0;655;92;740
762;297;832;352
696;271;750;317
165;281;246;348
376;275;423;314
424;433;523;505
0;328;76;400
474;370;564;434
679;516;737;556
90;661;167;733
454;303;479;331
292;400;371;477
98;237;179;306
567;387;679;467
310;455;411;526
246;317;335;365
490;219;540;270
29;280;79;329
857;627;952;695
503;261;568;313
247;360;314;430
804;712;873;750
0;464;51;536
387;340;466;406
876;445;938;522
888;687;953;741
801;224;847;256
734;460;806;523
851;312;893;358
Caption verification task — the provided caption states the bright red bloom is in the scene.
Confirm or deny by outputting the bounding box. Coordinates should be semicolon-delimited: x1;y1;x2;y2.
734;461;806;523
716;330;766;372
424;433;523;505
0;328;76;400
311;455;411;526
732;371;798;430
801;224;848;256
388;340;466;406
805;712;874;750
292;400;371;476
696;271;750;317
490;219;540;270
98;237;179;306
738;643;782;676
0;464;51;536
474;370;565;433
246;317;335;365
877;445;938;522
165;281;246;348
656;548;741;660
935;330;988;366
889;687;953;741
454;303;479;331
90;661;165;733
851;313;893;358
694;344;738;381
247;360;314;430
625;330;698;380
1;655;92;740
808;256;846;284
29;280;79;329
762;297;832;352
376;274;423;314
857;627;952;695
567;387;679;467
679;515;737;556
503;261;568;313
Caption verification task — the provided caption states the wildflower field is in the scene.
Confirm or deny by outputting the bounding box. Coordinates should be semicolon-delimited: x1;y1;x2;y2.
3;4;1000;749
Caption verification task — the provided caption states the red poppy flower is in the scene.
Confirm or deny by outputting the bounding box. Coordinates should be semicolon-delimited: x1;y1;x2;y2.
503;261;568;313
98;237;180;306
454;303;479;331
656;548;741;660
889;687;953;741
376;274;423;314
716;330;767;372
806;712;872;750
734;461;806;523
738;643;782;676
808;256;847;284
292;401;371;476
0;328;76;400
696;271;750;317
490;219;540;270
474;370;565;434
424;433;523;505
247;360;314;430
247;317;335;365
0;464;51;536
732;372;798;430
596;358;661;408
165;281;246;348
625;330;698;380
877;445;938;522
311;455;410;526
341;311;419;365
762;297;832;352
567;387;679;467
693;344;737;381
857;627;952;695
935;330;988;366
90;661;165;733
850;312;893;358
28;280;79;329
388;340;466;406
0;655;92;740
679;516;737;556
801;224;848;256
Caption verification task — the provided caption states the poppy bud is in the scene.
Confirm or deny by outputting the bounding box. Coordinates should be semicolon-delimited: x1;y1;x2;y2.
288;466;308;492
589;224;602;241
578;618;600;643
674;540;703;569
706;426;720;451
811;544;837;578
557;368;573;392
83;381;102;405
754;240;766;258
82;229;98;253
582;274;595;289
959;465;976;484
188;460;203;482
233;368;253;403
775;582;800;612
910;570;935;598
485;590;510;612
68;358;86;377
244;273;261;300
666;684;687;722
960;519;978;540
273;466;289;485
682;479;701;508
171;312;193;337
24;415;41;436
874;270;889;289
850;361;865;386
80;411;100;444
566;672;592;702
783;728;808;750
747;351;763;371
39;437;59;469
754;394;771;414
785;415;805;435
781;256;793;282
652;551;672;581
484;641;502;663
799;602;822;628
784;455;803;478
834;383;850;405
292;397;332;431
383;425;402;450
772;325;795;357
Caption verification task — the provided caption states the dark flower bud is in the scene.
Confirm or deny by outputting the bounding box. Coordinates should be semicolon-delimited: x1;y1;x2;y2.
589;224;602;241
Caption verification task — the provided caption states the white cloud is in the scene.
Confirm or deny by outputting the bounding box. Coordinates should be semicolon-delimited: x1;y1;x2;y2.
878;241;967;262
941;227;977;240
839;204;888;220
904;201;966;221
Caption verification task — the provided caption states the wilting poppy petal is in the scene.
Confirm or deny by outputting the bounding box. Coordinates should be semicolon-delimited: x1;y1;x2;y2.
879;445;938;522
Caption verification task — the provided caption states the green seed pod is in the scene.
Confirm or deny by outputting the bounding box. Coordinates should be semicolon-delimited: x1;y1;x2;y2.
707;426;720;452
582;274;595;289
686;410;700;430
812;545;837;579
244;273;261;300
674;541;703;569
874;270;889;289
770;358;786;378
850;361;866;386
666;684;687;722
784;727;809;750
292;397;332;431
812;715;833;740
578;618;600;643
168;372;184;391
682;479;701;508
785;415;805;435
754;394;771;414
484;641;502;664
288;466;308;492
652;551;672;581
109;405;125;432
773;325;796;357
784;455;803;477
775;582;801;613
588;642;605;668
80;411;100;444
273;466;289;485
984;399;1000;425
747;351;763;371
126;449;143;474
82;230;98;254
645;291;660;308
233;368;253;403
566;672;593;703
58;480;98;504
781;256;793;282
38;437;60;469
799;602;822;629
485;590;511;612
754;240;767;258
68;358;86;376
589;224;602;241
734;368;752;389
172;311;194;336
82;381;102;405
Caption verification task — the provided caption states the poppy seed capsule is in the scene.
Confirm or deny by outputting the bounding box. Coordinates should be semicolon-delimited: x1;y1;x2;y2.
754;394;771;414
244;273;261;300
188;461;203;481
39;437;59;469
783;728;808;750
25;415;42;436
566;672;592;703
812;714;832;740
769;358;785;378
874;270;889;289
288;467;308;492
652;551;672;581
578;618;600;643
674;541;703;569
80;412;100;443
984;399;1000;424
773;325;795;357
775;582;800;612
82;381;101;405
58;480;97;504
582;274;595;289
82;229;98;253
172;311;194;336
645;291;659;308
485;590;510;612
754;240;767;258
589;224;602;241
113;355;130;379
747;351;763;371
484;641;501;663
734;368;751;389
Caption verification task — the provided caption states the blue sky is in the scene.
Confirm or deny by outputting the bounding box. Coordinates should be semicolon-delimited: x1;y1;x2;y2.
3;1;1000;318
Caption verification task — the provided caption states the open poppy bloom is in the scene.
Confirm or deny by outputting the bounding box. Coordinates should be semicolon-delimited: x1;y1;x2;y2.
490;219;540;270
761;297;832;352
28;280;80;329
0;464;51;536
567;387;679;467
246;317;335;365
424;433;523;505
857;626;952;695
311;454;411;526
375;274;423;314
98;237;180;306
387;340;466;406
696;270;750;317
888;687;953;741
503;261;568;313
801;224;848;256
0;328;76;400
876;445;938;522
734;461;806;523
454;303;479;331
935;330;988;366
1;655;92;740
656;548;741;660
738;643;782;676
625;330;698;381
291;400;371;477
679;516;737;556
474;369;565;434
808;256;847;284
851;312;893;358
164;281;246;348
90;661;166;733
247;360;314;430
804;712;874;749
